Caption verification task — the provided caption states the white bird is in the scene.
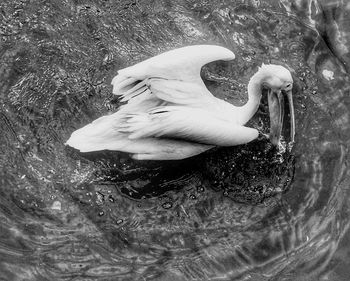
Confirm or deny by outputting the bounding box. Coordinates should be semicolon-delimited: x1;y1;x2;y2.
66;45;295;160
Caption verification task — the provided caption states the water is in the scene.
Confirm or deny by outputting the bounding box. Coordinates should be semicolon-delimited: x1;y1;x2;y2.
1;0;350;280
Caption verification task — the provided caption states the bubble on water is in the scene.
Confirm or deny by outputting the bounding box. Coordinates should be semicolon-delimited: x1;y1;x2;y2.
51;201;61;211
322;69;335;80
96;192;105;205
162;202;173;209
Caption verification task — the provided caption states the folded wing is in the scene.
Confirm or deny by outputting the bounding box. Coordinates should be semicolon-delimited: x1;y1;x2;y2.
118;106;258;146
65;111;214;160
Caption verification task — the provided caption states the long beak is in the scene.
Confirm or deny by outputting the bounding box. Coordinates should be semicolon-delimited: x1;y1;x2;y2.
286;90;295;144
268;89;284;146
267;89;295;146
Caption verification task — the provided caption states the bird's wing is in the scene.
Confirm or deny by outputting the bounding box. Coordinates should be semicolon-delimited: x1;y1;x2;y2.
114;45;235;82
65;110;213;160
117;106;258;146
111;45;235;108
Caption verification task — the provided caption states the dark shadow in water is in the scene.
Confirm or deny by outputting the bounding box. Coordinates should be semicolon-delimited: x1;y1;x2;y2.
67;136;295;203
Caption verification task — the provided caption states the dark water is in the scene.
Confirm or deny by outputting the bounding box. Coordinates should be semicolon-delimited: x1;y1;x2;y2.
1;0;350;280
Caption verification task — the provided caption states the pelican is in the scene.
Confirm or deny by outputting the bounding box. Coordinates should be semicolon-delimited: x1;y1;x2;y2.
66;45;295;160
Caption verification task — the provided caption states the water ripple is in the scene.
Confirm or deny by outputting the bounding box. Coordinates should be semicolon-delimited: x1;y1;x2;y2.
1;0;350;280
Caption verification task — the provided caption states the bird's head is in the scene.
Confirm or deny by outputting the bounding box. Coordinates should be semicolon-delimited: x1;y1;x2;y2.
259;64;295;146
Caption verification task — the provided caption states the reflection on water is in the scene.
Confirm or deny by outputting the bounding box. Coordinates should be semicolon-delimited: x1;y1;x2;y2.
1;0;350;280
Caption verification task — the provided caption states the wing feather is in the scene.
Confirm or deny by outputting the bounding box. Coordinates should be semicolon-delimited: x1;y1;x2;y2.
118;45;235;81
111;45;235;109
117;106;258;146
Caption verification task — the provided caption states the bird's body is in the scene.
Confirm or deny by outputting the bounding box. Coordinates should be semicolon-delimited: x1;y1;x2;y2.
66;45;294;160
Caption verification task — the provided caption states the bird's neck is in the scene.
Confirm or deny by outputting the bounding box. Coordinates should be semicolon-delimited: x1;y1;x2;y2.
238;70;268;124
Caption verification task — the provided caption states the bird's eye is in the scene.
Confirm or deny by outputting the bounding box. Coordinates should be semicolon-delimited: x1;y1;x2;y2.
285;83;292;89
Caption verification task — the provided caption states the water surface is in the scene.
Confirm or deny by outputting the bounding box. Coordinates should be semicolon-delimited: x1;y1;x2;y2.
1;0;350;280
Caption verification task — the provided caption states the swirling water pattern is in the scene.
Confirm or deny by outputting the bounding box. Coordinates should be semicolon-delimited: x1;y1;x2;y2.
1;0;350;280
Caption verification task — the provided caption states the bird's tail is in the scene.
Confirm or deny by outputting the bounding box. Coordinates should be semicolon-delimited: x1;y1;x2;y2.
65;112;128;152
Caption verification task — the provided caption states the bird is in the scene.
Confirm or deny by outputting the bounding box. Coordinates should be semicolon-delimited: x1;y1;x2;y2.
65;45;295;160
